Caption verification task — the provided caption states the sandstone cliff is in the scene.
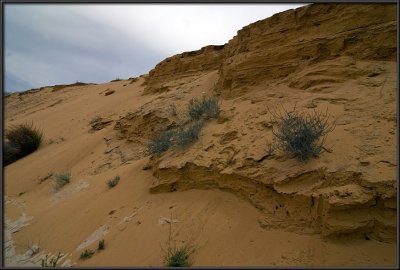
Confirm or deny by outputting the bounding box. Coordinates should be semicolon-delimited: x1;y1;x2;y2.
143;45;224;94
140;3;397;242
145;4;396;98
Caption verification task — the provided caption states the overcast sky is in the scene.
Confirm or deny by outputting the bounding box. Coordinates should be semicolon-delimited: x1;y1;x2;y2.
4;4;305;93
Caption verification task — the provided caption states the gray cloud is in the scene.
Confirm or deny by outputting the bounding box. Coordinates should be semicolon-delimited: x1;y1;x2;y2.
4;4;305;93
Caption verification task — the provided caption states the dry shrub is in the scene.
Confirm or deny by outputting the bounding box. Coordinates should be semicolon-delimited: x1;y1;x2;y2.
4;123;43;165
270;105;335;161
187;96;220;120
148;130;175;156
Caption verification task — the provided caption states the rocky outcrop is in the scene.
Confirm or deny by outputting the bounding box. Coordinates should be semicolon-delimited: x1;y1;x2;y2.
121;3;398;242
143;4;396;98
147;155;396;241
143;45;224;94
215;4;396;97
89;116;113;131
113;106;177;144
142;3;397;242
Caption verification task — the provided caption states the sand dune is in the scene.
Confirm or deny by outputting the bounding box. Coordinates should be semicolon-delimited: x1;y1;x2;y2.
3;3;397;267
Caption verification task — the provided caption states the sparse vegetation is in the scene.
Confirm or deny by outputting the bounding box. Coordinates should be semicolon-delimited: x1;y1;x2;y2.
3;141;21;166
98;239;105;251
80;249;95;260
165;247;193;267
53;172;71;190
41;252;62;267
148;120;204;155
187;96;220;120
4;122;43;165
174;120;203;147
162;214;194;267
107;175;120;188
148;96;219;156
148;129;175;156
269;105;335;161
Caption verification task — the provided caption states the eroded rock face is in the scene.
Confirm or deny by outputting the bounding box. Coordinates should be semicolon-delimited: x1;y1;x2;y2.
143;4;396;99
143;3;397;242
148;161;396;242
113;107;176;144
90;117;113;131
215;4;396;98
143;45;224;95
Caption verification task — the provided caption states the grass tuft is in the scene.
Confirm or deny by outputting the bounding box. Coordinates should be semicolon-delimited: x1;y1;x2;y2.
98;239;105;251
174;120;203;147
107;176;120;188
41;252;62;267
187;96;220;121
148;96;219;156
53;172;71;191
148;130;175;156
162;213;194;267
80;249;95;260
165;247;192;267
4;122;43;165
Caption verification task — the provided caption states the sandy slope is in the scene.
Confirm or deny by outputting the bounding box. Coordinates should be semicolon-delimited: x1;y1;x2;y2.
3;3;397;267
4;76;397;267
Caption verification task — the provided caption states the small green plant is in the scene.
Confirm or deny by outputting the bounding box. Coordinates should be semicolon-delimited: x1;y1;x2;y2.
98;239;105;251
148;129;175;156
187;96;220;120
41;252;62;267
53;172;71;190
148;96;219;156
80;249;95;260
107;175;120;188
165;247;192;267
175;120;203;147
4;122;43;165
269;105;335;161
162;213;194;267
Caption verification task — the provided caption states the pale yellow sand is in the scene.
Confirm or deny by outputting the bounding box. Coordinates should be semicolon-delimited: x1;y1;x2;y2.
4;3;397;267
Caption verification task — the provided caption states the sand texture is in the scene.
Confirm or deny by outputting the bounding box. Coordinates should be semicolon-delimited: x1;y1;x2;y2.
3;3;397;267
